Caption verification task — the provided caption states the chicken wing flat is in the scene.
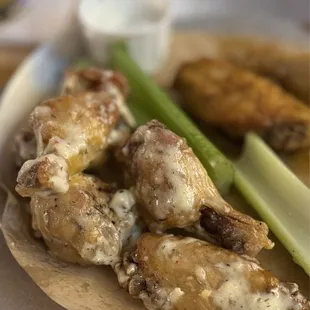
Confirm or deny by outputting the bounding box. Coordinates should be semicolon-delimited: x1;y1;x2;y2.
218;37;310;103
30;173;141;265
174;58;310;152
14;67;133;169
16;92;120;197
122;120;272;256
115;233;309;310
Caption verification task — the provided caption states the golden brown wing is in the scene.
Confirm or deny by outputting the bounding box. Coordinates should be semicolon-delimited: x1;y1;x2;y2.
122;120;272;256
16;92;119;197
30;173;141;265
115;233;309;310
218;37;310;103
174;58;310;152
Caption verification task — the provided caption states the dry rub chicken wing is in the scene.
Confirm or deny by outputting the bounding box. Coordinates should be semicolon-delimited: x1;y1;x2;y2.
122;120;273;256
115;233;310;310
218;38;310;103
30;173;141;265
174;58;310;152
16;92;120;197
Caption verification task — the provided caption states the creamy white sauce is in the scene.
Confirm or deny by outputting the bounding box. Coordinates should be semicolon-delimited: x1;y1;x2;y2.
105;83;136;127
34;124;44;155
212;262;301;310
107;129;123;146
114;262;130;286
80;237;119;265
158;236;199;258
17;154;69;194
45;154;69;193
109;190;136;219
195;266;206;284
164;145;195;213
45;124;88;160
161;287;185;310
157;238;178;257
169;287;184;304
139;130;196;223
34;106;52;118
49;173;69;193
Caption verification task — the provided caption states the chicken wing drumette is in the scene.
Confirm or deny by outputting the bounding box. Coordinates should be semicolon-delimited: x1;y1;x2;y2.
16;92;120;197
115;233;310;310
30;173;141;265
122;120;273;256
174;58;310;152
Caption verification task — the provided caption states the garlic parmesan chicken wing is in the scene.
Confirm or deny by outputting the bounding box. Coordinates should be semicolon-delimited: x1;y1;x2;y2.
122;120;272;256
16;92;120;197
174;58;310;152
31;173;141;265
115;234;309;310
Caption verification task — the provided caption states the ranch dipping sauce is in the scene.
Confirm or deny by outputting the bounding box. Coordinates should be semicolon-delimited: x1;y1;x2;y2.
78;0;171;73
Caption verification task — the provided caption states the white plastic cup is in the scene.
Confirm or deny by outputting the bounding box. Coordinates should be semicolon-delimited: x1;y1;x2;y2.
78;0;171;74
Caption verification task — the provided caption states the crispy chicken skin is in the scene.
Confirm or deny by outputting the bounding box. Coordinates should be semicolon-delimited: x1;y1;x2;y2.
174;58;310;152
218;38;310;103
30;173;140;265
115;234;310;310
122;120;272;256
16;92;120;197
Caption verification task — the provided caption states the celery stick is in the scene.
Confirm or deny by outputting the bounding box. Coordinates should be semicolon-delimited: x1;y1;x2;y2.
127;99;152;125
235;133;310;275
111;44;234;194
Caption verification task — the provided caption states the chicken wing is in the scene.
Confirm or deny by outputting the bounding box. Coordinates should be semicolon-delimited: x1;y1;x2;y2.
14;67;133;169
16;92;120;197
62;67;135;127
218;37;310;103
30;173;141;265
122;120;273;256
115;233;309;310
174;58;310;152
